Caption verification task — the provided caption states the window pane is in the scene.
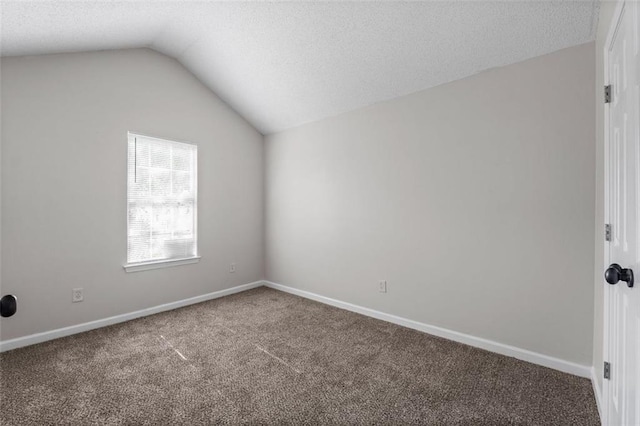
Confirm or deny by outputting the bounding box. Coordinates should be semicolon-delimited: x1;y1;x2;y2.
172;145;192;171
175;203;194;234
150;169;171;197
150;142;171;169
128;167;150;199
127;134;197;264
128;235;151;263
129;139;150;169
172;171;192;196
128;205;150;236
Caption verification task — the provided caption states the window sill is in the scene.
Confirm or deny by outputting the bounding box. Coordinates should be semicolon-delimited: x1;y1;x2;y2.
123;256;201;273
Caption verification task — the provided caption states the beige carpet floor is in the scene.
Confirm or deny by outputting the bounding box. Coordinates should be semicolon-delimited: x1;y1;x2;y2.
0;287;598;425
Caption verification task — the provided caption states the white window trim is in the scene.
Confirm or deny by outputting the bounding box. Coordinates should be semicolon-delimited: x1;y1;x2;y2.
123;256;201;273
125;131;199;271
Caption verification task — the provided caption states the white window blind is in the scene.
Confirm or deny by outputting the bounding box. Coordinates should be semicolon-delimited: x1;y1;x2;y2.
127;133;198;265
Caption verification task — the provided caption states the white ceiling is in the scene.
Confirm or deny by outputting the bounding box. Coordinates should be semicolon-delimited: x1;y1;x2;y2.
1;1;599;134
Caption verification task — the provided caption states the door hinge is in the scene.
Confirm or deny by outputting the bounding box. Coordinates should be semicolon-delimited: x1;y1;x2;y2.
605;85;612;103
605;224;612;242
604;361;611;380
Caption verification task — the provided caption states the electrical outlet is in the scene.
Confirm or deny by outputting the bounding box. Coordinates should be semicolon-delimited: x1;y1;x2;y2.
72;288;84;303
229;263;236;273
378;280;387;293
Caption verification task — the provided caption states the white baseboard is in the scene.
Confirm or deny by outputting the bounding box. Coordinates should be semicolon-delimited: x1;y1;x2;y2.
2;279;593;381
0;280;263;353
591;366;604;425
263;280;591;378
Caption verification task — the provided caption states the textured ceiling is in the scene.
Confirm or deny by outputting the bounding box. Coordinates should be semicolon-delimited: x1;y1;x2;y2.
1;1;599;134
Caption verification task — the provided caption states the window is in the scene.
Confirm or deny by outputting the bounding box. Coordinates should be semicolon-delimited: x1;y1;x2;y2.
124;133;199;272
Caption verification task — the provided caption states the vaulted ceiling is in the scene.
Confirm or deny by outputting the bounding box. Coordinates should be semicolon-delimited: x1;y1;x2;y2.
1;1;599;134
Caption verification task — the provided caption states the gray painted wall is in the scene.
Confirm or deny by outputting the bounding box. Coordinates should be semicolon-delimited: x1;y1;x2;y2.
0;49;264;341
1;42;599;371
265;43;596;365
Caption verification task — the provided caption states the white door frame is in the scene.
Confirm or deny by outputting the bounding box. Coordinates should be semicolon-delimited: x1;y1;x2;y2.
602;1;631;424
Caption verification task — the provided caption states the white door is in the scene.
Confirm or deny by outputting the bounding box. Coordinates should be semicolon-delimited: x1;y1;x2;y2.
604;1;640;425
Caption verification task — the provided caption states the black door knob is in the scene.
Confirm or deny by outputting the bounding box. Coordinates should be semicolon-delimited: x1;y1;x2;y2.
0;295;17;318
605;263;634;288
